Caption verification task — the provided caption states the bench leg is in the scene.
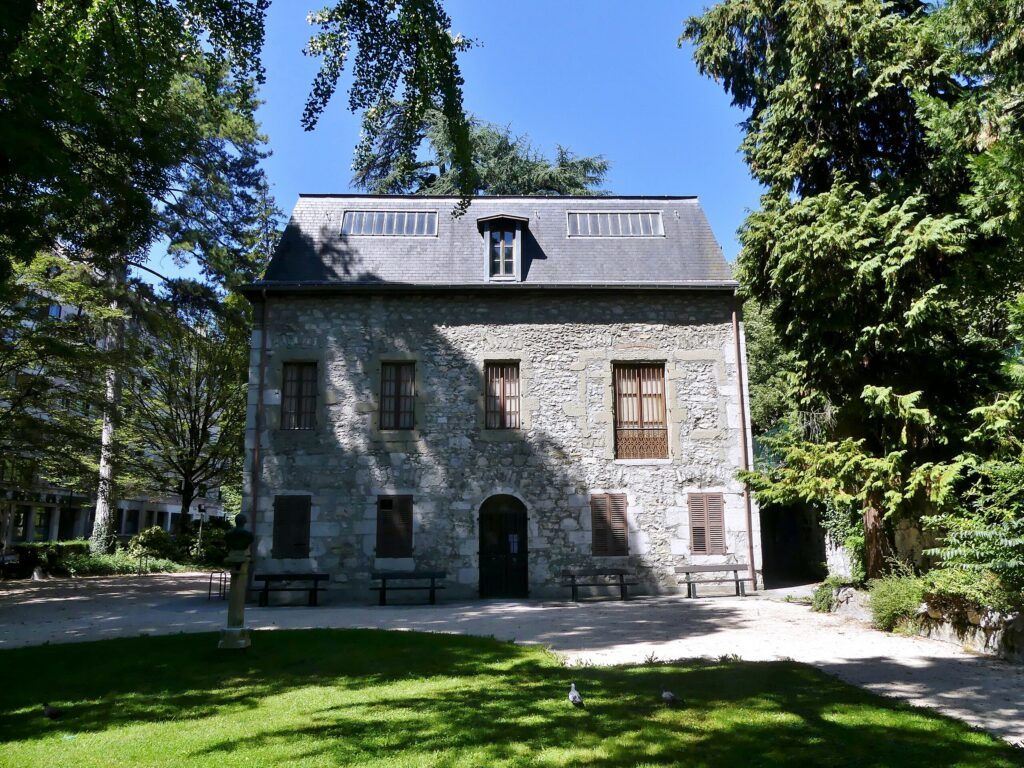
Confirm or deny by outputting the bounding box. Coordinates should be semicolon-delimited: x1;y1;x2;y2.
379;581;387;606
429;579;436;605
259;586;269;607
739;580;746;597
690;582;698;599
309;586;318;607
571;578;578;603
619;575;627;601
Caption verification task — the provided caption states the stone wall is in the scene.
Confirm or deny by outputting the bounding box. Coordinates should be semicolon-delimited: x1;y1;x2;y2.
243;290;759;600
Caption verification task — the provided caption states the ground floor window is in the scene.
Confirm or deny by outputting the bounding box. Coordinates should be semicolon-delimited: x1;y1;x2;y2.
590;493;628;556
272;495;311;559
376;496;413;557
689;492;726;555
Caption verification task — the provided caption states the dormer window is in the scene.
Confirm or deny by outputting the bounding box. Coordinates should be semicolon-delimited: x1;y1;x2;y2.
490;229;515;278
477;214;528;282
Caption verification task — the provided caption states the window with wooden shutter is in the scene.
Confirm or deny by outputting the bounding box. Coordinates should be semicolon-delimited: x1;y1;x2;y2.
380;362;416;430
272;495;311;558
376;496;413;557
484;362;520;429
613;363;668;459
590;493;628;556
281;362;317;430
688;492;726;555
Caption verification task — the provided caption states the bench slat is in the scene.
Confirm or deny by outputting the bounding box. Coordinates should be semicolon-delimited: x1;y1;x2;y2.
675;564;748;574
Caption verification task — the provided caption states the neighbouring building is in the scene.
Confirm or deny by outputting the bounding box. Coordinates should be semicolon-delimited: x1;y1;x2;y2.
240;195;760;599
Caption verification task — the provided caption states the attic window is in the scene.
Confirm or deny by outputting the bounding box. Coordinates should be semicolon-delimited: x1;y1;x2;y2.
342;210;437;237
567;211;664;237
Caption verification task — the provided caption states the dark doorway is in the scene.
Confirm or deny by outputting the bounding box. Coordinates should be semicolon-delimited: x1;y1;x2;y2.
760;503;827;587
479;495;528;598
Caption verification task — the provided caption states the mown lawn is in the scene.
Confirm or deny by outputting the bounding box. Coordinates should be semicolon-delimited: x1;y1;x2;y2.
0;629;1019;767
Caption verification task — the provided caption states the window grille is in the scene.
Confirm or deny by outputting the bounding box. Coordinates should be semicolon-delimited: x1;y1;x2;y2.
484;362;520;429
380;362;416;430
282;363;317;430
613;363;668;459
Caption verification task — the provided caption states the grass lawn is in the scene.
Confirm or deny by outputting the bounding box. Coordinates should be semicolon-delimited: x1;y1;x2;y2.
0;629;1020;767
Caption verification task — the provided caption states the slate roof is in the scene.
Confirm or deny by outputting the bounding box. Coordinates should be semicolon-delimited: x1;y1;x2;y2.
247;195;736;294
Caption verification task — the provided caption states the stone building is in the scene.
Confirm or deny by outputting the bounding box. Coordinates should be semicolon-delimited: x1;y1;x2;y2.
241;195;759;600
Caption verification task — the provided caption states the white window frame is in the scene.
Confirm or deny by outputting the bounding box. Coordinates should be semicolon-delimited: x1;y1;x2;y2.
482;220;522;282
566;211;665;238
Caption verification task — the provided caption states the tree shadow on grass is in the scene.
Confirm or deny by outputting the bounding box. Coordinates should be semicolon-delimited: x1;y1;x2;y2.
0;629;1020;767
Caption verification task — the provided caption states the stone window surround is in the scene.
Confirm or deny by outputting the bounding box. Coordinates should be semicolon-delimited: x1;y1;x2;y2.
367;352;426;443
475;351;536;439
370;487;419;570
575;347;728;464
269;354;326;434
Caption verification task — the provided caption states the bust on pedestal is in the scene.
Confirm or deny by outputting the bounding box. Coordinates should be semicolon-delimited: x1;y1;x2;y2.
218;513;255;650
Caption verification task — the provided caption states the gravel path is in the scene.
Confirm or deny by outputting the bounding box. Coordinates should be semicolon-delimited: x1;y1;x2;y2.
1;573;1022;746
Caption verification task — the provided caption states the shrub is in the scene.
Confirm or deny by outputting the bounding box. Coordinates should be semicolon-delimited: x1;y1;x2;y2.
10;540;91;577
63;551;188;576
185;523;229;565
868;573;925;631
127;526;179;560
811;582;834;612
923;568;1021;617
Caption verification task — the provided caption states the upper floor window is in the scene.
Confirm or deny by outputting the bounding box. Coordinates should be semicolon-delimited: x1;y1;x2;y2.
282;362;317;430
342;210;437;237
380;362;416;430
613;363;668;459
567;211;664;237
489;230;515;278
485;362;520;429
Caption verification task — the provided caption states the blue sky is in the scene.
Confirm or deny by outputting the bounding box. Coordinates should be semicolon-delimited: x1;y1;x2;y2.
146;0;762;280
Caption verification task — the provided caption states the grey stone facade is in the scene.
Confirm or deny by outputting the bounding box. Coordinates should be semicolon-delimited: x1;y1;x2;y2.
244;290;760;600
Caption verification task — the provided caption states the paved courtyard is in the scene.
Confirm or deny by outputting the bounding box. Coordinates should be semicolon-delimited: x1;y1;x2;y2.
1;573;1022;746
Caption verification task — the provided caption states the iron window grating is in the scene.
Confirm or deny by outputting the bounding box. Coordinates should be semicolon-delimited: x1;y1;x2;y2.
484;362;521;429
342;210;438;237
567;211;664;237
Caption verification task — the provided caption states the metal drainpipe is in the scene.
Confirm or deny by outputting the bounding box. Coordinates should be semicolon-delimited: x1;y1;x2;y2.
732;301;758;589
250;291;269;551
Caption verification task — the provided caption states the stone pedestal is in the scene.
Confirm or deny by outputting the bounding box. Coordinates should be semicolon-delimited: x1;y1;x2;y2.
219;515;255;650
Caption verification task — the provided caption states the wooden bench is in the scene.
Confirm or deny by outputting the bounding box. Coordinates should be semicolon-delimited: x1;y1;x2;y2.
675;564;753;598
371;570;446;606
561;567;636;602
253;572;328;607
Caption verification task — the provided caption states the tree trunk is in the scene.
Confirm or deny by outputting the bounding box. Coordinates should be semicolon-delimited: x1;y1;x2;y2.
89;266;126;555
89;361;122;554
862;498;891;580
176;480;196;535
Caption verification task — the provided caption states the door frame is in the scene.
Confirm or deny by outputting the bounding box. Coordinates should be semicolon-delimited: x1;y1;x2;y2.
478;494;529;598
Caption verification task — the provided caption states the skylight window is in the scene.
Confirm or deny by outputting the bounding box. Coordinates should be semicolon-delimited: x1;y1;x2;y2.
342;210;438;237
567;211;664;237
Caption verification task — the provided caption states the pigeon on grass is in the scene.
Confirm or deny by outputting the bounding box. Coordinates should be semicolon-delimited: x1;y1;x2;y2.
42;703;62;720
661;688;678;707
568;683;584;708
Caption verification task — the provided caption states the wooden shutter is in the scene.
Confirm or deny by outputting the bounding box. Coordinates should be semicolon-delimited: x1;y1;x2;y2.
376;495;413;557
590;493;628;556
272;495;311;558
688;492;726;555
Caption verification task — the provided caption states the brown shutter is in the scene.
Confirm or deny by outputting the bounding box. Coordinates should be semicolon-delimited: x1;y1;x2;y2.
376;495;413;557
707;492;726;555
689;492;726;555
591;493;628;556
272;495;311;558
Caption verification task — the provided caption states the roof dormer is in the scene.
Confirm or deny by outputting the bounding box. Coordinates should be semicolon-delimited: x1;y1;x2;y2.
477;214;528;282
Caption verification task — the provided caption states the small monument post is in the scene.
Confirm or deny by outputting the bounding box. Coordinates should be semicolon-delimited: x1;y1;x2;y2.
218;513;255;650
